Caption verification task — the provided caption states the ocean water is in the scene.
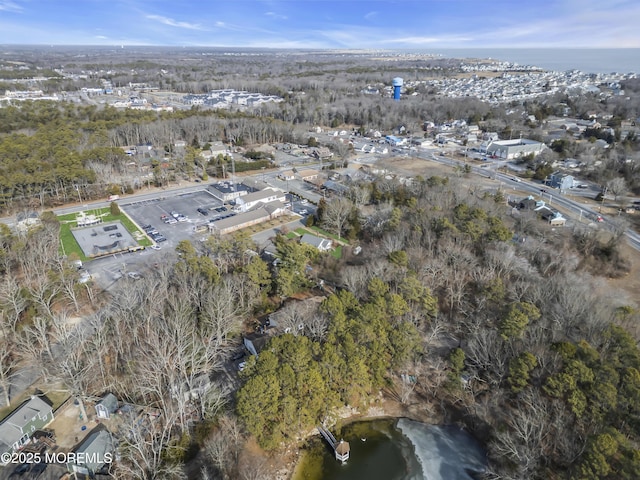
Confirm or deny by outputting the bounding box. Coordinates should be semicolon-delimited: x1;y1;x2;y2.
423;48;639;74
293;418;486;480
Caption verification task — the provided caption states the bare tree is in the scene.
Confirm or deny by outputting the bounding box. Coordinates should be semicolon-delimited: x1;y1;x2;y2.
204;414;245;479
115;411;186;480
606;176;628;201
271;300;320;336
321;197;353;239
341;265;371;300
0;275;27;334
0;333;19;407
349;184;371;207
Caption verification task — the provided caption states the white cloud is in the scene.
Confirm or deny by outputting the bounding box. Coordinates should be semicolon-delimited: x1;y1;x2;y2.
146;14;207;31
0;1;23;12
364;11;378;21
265;11;287;20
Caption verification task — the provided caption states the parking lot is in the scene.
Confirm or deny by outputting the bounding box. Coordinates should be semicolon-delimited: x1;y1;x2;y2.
82;188;316;290
121;189;224;247
79;190;221;289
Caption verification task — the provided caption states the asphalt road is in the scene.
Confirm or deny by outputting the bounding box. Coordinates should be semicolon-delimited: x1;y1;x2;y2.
425;152;640;252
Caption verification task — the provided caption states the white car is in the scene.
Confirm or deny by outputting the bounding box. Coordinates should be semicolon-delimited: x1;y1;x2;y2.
299;209;308;215
511;177;522;182
151;244;162;250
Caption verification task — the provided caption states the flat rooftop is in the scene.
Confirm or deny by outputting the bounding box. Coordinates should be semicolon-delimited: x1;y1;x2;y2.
71;221;138;258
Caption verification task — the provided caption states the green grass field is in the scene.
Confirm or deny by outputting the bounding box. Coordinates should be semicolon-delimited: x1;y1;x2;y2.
309;226;344;242
58;208;150;261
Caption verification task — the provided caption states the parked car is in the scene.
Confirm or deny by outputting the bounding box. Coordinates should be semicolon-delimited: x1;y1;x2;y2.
197;207;209;216
155;236;167;242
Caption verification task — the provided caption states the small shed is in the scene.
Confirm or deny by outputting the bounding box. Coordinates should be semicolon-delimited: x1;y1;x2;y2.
95;393;118;420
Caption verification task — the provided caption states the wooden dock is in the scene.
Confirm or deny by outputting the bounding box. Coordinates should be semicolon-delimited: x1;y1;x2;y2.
318;425;350;462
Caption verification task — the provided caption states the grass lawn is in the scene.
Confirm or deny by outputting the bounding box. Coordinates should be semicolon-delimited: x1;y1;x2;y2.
58;208;150;261
331;245;343;259
285;232;298;239
58;220;86;261
309;226;345;243
0;389;70;422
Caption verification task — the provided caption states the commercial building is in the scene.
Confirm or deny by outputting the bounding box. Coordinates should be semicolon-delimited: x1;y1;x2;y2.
485;139;546;159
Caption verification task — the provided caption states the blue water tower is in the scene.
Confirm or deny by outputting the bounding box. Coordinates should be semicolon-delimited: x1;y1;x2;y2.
392;77;403;101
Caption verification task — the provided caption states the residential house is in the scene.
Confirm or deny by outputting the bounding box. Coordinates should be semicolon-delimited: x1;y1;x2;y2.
67;427;115;477
548;171;575;190
243;332;271;356
300;233;332;252
278;170;296;181
517;196;545;211
95;393;118;420
296;169;320;182
538;207;567;226
322;180;349;196
0;396;54;462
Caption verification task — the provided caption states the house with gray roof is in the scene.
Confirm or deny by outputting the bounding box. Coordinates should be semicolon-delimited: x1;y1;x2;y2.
0;396;54;462
300;233;332;252
68;427;115;476
548;171;575;190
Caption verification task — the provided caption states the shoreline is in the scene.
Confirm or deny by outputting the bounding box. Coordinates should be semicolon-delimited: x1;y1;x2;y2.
281;395;445;480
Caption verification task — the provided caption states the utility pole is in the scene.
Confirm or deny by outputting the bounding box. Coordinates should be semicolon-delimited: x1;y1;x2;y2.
600;187;607;212
74;184;83;204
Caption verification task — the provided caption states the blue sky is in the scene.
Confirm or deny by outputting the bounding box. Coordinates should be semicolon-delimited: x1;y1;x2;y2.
0;0;638;48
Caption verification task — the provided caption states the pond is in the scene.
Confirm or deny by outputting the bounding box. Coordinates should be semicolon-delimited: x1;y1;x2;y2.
293;418;486;480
